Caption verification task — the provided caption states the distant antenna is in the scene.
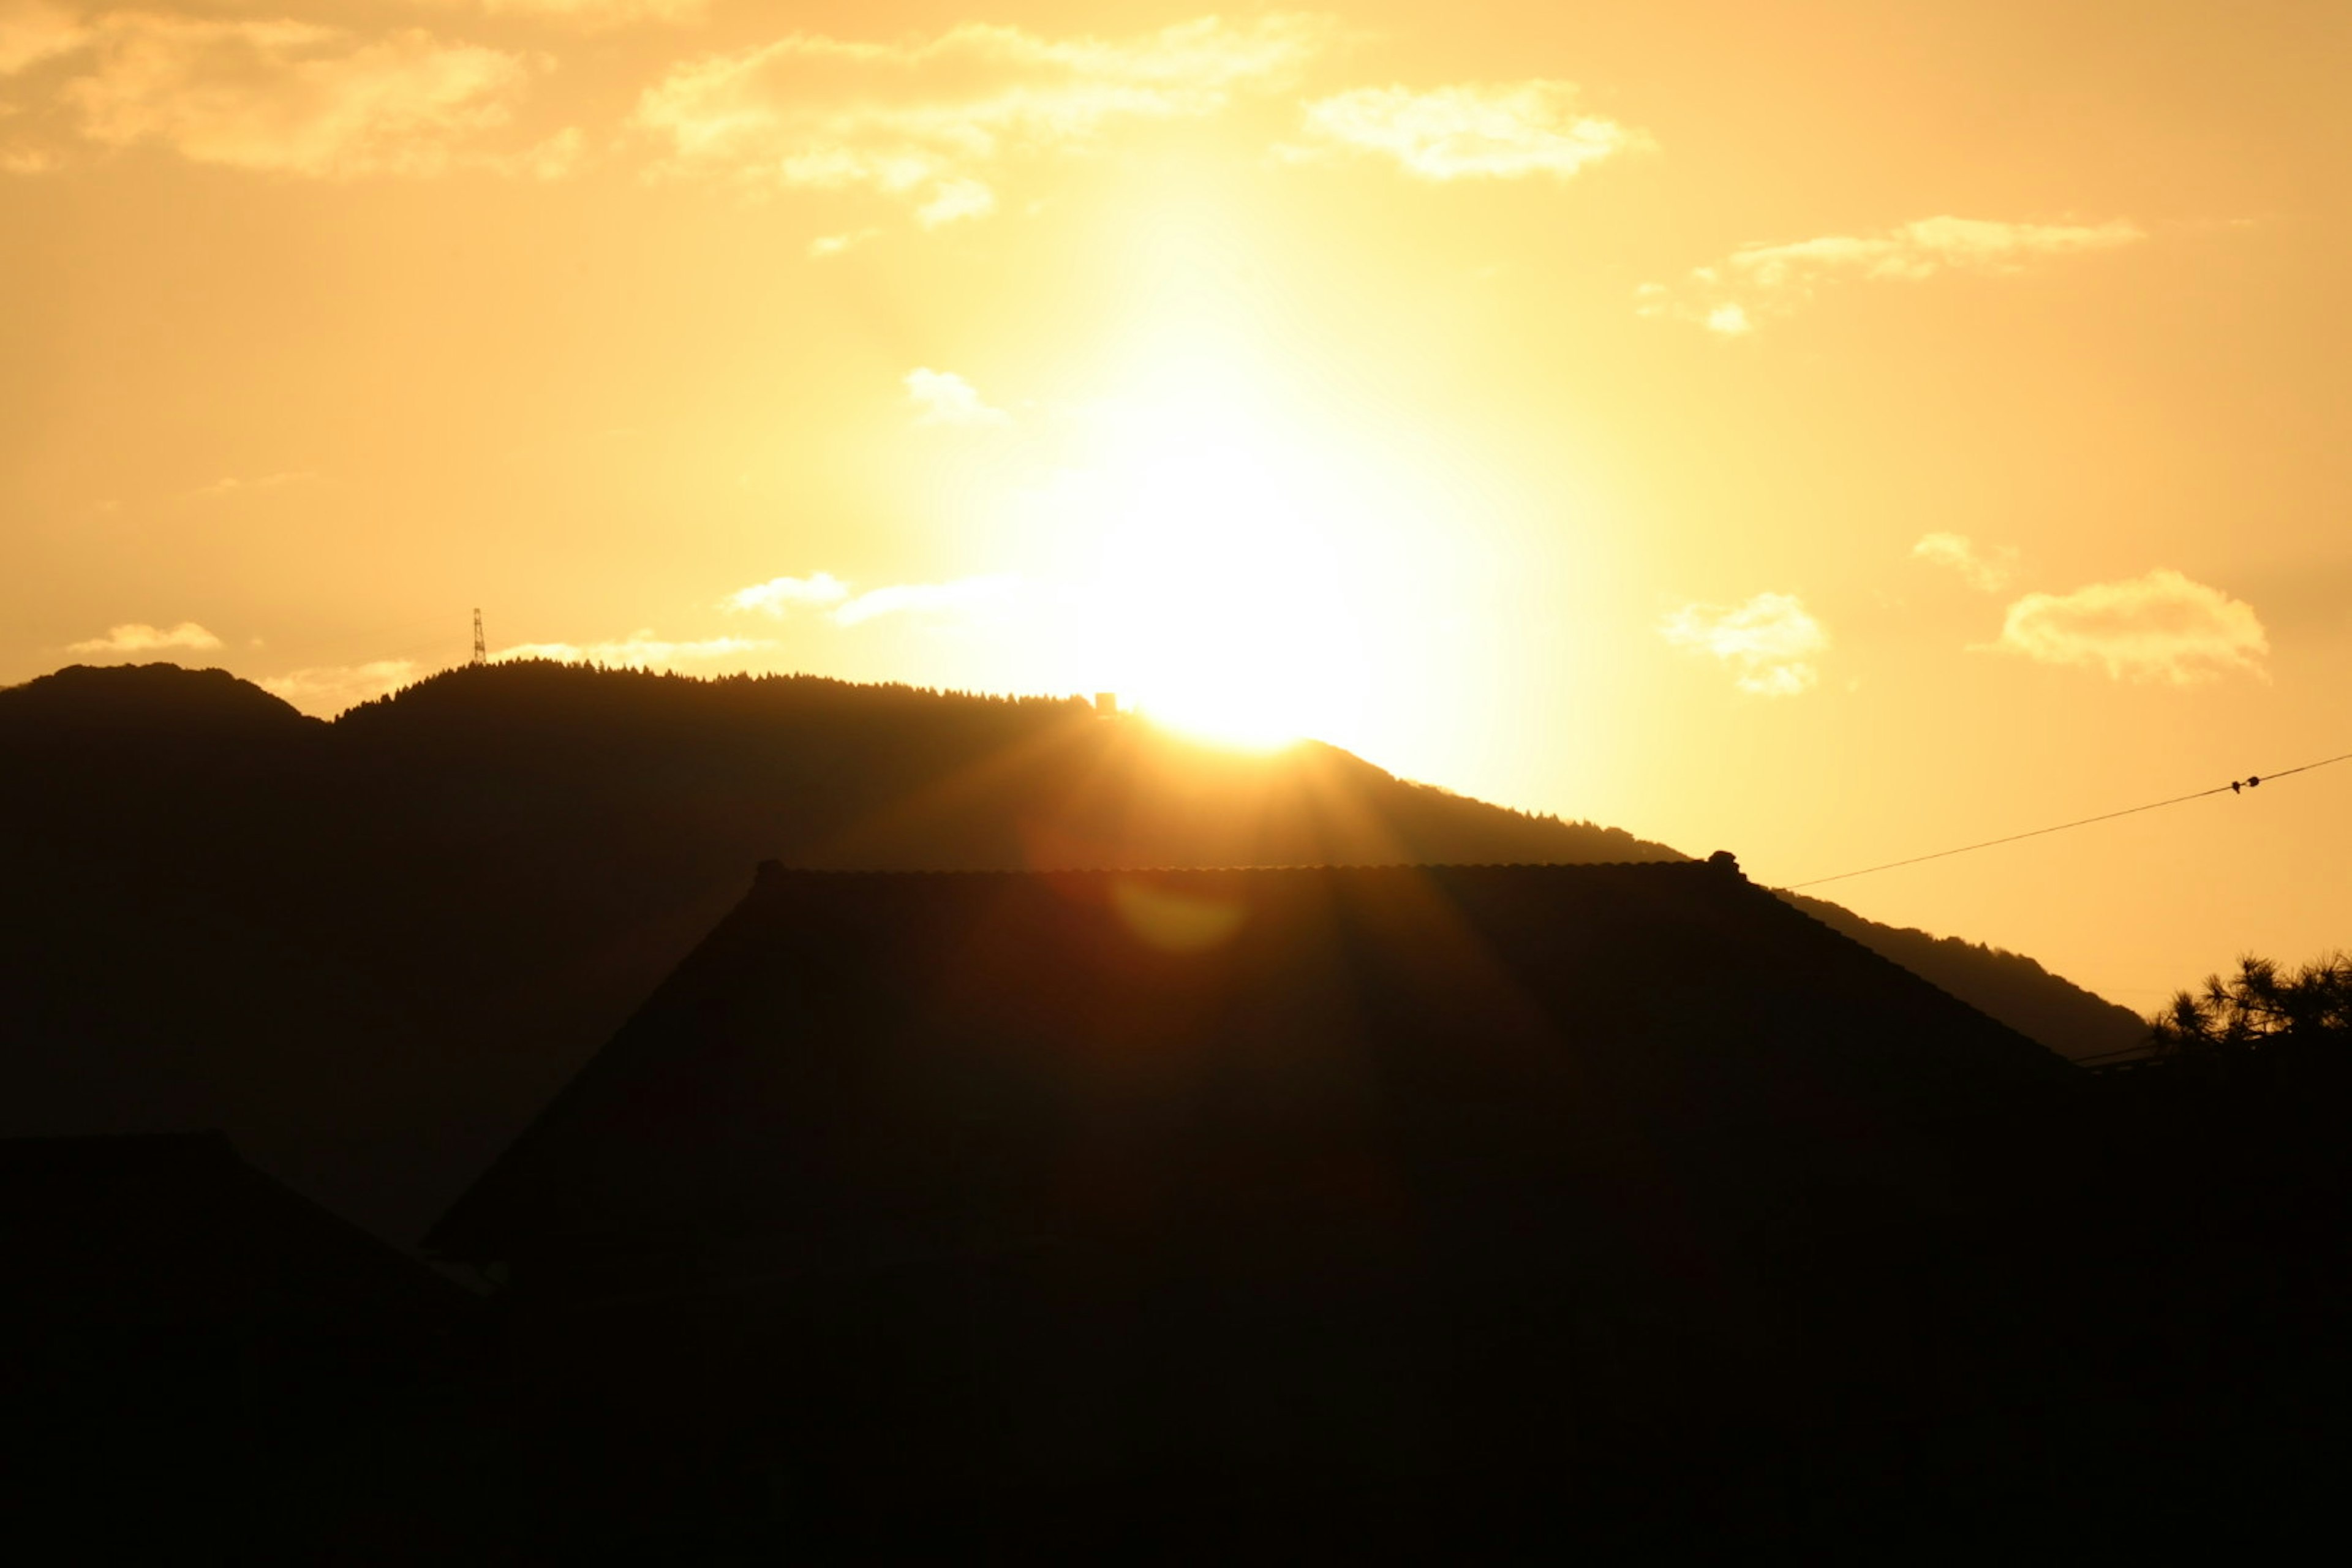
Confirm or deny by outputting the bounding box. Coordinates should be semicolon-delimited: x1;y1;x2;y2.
471;609;486;667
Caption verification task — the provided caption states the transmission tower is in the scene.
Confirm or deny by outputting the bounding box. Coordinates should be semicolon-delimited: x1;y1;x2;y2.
471;608;486;667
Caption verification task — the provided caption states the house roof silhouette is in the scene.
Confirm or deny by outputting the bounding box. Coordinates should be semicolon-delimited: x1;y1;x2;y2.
430;859;2070;1278
2;1132;461;1331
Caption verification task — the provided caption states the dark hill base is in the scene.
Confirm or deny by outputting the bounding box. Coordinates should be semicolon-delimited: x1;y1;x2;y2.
3;660;2127;1239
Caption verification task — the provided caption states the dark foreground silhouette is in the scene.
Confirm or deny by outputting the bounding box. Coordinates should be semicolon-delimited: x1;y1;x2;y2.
0;660;2141;1243
5;861;2344;1556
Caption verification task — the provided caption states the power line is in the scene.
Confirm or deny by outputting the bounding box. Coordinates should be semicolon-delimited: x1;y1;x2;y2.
1787;748;2352;891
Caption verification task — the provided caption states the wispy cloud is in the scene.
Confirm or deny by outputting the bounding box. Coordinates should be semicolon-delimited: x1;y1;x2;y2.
186;469;319;500
1641;215;2146;331
69;620;222;655
404;0;706;26
807;227;881;259
261;658;418;714
913;177;994;229
1289;80;1649;181
631;15;1335;223
905;367;1008;426
722;570;1019;627
0;0;85;75
832;574;1017;627
491;630;767;666
484;123;587;180
19;15;543;178
722;573;851;616
1912;532;2020;592
1660;592;1828;696
1988;568;2267;684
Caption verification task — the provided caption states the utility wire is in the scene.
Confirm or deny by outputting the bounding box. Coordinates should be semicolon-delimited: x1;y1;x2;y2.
1788;748;2352;891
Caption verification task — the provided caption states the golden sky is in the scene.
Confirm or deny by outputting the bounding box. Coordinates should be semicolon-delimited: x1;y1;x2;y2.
6;1;2348;1010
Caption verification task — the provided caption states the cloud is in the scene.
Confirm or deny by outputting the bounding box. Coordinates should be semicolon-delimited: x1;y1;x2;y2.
44;16;538;177
722;570;1017;626
485;123;586;179
260;658;418;714
631;14;1335;222
69;620;222;654
832;575;1017;627
186;469;319;499
914;176;993;228
1912;532;2019;592
1660;592;1828;696
0;0;85;76
1988;568;2267;684
722;573;851;616
1642;215;2145;330
905;368;1008;426
490;630;766;666
410;0;706;26
1289;80;1649;181
807;226;880;258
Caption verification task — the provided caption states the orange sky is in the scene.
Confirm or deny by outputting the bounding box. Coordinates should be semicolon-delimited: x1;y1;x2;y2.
5;1;2348;1011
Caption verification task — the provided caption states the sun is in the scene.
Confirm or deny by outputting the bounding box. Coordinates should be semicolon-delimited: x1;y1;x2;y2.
1073;383;1375;751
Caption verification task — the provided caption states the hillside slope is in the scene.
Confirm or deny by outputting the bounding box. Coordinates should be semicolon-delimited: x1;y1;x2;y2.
1781;892;2147;1062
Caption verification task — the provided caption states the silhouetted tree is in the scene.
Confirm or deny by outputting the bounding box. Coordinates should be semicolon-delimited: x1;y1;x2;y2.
2149;952;2352;1064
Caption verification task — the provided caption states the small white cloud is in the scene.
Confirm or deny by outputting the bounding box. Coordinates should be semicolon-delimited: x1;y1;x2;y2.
1291;80;1649;181
1705;302;1752;336
490;629;767;666
905;367;1008;426
1912;532;2019;592
832;573;1017;627
807;227;880;258
915;177;995;227
484;124;587;181
186;469;319;499
1988;568;2267;684
428;0;707;25
1734;216;2145;287
721;570;1015;627
1660;592;1828;696
69;620;223;655
1644;215;2146;330
260;658;418;714
722;573;852;616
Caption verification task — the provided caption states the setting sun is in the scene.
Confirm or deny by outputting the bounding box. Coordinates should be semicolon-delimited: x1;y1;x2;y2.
1068;377;1374;749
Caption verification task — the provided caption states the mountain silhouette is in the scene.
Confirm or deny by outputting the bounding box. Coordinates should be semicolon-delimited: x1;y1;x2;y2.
1;658;2128;1240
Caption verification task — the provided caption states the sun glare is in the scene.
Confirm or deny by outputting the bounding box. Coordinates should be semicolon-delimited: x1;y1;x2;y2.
1073;380;1377;751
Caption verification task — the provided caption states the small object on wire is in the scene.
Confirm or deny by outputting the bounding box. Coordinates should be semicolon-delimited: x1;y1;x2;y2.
1789;749;2349;890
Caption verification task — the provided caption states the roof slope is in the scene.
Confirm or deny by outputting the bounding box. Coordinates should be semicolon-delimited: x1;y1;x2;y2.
432;860;2068;1268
